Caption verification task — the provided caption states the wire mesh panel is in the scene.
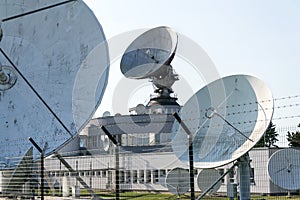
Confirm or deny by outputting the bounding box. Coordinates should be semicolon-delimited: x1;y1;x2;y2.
0;96;300;199
0;133;298;199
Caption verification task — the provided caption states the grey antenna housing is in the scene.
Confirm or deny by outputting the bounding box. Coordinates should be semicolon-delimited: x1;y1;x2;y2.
268;148;300;190
0;0;109;166
120;26;179;100
172;74;274;168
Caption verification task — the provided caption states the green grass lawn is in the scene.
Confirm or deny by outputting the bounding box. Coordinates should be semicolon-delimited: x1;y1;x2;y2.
115;193;300;200
88;191;300;200
44;189;300;199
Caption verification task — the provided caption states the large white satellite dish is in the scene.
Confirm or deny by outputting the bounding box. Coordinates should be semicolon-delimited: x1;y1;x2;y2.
268;148;300;190
0;0;109;166
172;74;274;168
120;26;179;102
165;167;190;195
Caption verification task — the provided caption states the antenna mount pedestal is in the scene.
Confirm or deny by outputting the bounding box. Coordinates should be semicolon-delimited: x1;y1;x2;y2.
238;154;251;200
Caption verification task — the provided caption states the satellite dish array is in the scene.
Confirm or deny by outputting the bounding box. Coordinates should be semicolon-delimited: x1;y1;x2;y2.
120;27;274;199
0;0;276;198
120;27;273;169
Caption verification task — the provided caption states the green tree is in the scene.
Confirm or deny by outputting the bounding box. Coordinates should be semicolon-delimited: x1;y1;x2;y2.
287;123;300;147
255;121;278;147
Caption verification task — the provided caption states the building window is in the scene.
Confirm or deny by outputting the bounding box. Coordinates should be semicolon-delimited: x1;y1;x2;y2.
102;170;107;178
125;170;131;183
119;171;125;184
155;133;160;144
139;170;144;184
229;169;235;183
146;170;151;183
153;170;159;183
55;171;59;177
93;136;97;147
59;171;64;177
132;170;138;183
159;169;166;178
218;169;225;184
250;168;255;184
96;171;101;177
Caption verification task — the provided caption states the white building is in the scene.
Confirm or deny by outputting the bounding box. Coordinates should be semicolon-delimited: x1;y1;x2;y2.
42;113;292;196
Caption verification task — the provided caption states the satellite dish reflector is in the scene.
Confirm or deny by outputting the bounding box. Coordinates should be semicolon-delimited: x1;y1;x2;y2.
120;26;177;79
120;26;179;102
135;104;146;114
102;111;111;117
165;167;190;195
268;148;300;190
101;135;110;152
172;74;274;168
197;169;222;194
0;0;109;166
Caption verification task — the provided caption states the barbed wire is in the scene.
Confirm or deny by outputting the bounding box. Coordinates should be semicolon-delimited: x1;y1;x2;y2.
273;115;300;121
98;108;300;130
273;94;300;101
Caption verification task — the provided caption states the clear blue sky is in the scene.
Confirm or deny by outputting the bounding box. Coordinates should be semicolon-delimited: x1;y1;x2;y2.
85;0;300;129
